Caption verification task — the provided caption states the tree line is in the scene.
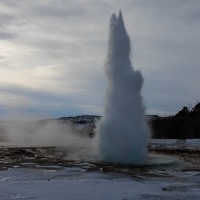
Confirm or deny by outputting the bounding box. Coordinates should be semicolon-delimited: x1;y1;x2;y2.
150;102;200;139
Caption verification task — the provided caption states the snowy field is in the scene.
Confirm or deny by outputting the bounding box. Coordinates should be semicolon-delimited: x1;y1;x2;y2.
149;139;200;152
149;139;200;146
0;167;200;200
0;139;200;200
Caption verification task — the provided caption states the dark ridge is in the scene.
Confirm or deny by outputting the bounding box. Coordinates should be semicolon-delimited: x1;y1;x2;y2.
150;101;200;139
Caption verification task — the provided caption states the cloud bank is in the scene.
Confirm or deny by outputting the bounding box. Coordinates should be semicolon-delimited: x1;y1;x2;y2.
0;0;200;118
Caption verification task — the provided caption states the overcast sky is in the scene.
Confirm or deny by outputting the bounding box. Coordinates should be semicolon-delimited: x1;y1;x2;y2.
0;0;200;119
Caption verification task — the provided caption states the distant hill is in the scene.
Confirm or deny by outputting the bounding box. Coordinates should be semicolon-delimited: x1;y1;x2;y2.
57;115;100;124
1;107;199;140
0;115;158;141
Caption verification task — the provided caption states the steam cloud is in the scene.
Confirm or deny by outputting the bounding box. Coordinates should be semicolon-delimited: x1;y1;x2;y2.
1;115;95;160
95;11;149;164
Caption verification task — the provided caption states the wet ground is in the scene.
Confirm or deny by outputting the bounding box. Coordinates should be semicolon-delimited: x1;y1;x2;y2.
0;144;199;200
0;144;199;174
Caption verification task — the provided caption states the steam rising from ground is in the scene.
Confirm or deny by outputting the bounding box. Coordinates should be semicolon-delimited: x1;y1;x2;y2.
1;116;95;160
95;11;149;164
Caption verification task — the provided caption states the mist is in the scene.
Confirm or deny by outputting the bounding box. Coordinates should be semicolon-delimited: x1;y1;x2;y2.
95;11;149;164
0;114;96;160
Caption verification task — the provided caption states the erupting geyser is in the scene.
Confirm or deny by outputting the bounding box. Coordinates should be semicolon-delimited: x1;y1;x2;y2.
96;11;149;164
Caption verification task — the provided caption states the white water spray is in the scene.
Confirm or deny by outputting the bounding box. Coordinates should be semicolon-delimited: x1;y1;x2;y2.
96;11;149;164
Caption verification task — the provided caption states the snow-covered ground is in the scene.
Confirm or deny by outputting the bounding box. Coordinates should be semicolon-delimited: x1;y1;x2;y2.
0;166;200;200
0;139;199;200
149;139;200;145
149;139;200;152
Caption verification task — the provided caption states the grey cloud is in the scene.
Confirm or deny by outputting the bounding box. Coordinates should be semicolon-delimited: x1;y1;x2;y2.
30;4;82;19
0;31;16;40
0;85;76;105
0;13;15;26
0;84;102;112
28;0;111;19
180;11;200;23
0;13;17;40
0;0;200;117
